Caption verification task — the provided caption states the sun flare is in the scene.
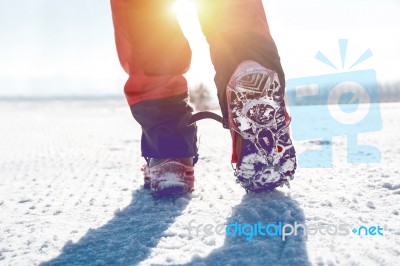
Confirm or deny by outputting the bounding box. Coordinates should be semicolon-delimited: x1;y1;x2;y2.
172;0;197;16
171;0;216;89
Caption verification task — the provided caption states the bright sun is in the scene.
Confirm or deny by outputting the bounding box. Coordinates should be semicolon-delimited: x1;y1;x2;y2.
172;0;196;16
171;0;201;44
171;0;216;89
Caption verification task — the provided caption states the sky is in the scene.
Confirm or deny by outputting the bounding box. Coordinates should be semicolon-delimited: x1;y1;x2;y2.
0;0;399;98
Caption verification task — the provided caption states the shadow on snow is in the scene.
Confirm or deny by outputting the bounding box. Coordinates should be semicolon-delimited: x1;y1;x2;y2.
41;189;190;266
184;190;310;266
42;189;309;265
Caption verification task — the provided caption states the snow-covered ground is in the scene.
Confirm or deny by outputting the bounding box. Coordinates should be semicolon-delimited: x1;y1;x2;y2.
0;100;399;266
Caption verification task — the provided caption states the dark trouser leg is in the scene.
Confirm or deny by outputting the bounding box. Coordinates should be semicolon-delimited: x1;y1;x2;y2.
111;0;197;160
196;0;285;126
131;93;198;160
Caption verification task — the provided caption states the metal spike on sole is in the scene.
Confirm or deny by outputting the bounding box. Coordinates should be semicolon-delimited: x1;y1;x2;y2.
284;180;291;188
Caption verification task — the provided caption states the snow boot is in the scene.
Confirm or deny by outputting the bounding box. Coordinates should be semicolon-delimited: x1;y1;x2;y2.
142;158;194;196
226;60;297;192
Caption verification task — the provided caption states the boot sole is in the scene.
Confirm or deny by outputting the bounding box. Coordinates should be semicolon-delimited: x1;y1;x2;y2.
228;66;297;191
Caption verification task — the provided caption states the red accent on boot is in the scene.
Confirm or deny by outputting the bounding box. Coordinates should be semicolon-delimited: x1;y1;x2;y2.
231;130;238;164
285;110;291;135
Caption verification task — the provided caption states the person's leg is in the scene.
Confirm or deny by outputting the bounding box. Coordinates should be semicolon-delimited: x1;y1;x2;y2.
197;0;296;191
111;0;197;195
111;0;197;161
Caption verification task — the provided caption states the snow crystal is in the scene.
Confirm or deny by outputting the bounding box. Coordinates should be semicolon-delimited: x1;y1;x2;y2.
366;201;376;209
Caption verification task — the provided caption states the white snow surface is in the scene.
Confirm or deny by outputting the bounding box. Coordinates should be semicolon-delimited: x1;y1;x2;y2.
0;100;399;266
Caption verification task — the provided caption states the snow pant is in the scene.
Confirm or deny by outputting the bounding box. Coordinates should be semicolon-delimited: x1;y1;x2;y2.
110;0;285;160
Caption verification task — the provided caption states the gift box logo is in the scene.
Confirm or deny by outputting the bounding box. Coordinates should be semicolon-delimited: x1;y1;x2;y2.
286;39;382;168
